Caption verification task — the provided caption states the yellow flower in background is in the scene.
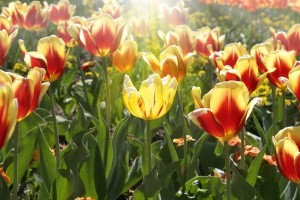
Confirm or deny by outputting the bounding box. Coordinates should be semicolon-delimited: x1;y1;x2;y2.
122;74;178;120
273;126;300;183
110;40;141;73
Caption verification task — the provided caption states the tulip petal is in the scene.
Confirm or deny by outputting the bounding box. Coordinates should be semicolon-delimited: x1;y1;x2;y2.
188;108;225;139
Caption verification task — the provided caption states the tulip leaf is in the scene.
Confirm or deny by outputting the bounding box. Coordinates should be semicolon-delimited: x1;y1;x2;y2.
175;176;226;199
232;166;256;199
5;126;38;187
122;157;143;194
259;165;279;200
187;133;209;179
38;126;57;195
252;113;267;147
0;174;10;199
246;145;266;186
54;169;75;200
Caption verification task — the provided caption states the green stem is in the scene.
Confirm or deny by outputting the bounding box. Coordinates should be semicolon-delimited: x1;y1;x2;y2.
13;123;19;200
271;85;277;135
208;63;214;90
49;84;60;171
146;120;152;176
102;58;111;169
282;89;286;128
178;84;187;182
224;141;231;200
240;129;245;170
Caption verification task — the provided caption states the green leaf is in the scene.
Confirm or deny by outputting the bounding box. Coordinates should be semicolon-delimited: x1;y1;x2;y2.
187;133;209;179
38;126;57;194
246;145;266;186
0;174;10;199
214;140;223;156
54;169;75;200
122;157;143;194
232;166;256;199
252;113;267;147
5;126;39;186
259;165;279;200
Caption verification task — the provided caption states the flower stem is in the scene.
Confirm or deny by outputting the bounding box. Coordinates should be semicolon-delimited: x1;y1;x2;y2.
49;84;60;171
224;141;231;200
145;120;152;176
271;85;277;134
102;58;111;169
13;123;19;200
178;84;187;182
282;89;286;128
208;63;214;90
240;129;245;170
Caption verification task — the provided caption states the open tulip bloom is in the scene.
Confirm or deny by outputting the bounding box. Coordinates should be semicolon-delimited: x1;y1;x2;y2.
188;81;259;141
122;74;178;120
279;65;300;101
273;126;300;183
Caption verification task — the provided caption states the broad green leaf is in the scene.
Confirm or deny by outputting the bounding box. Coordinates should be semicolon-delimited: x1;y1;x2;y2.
246;145;266;186
54;169;75;200
259;165;279;200
232;166;256;199
122;157;143;194
0;174;10;199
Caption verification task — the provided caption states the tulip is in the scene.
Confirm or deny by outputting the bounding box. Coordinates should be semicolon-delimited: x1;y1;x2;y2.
158;30;178;48
217;55;271;93
67;14;126;57
263;50;295;89
195;26;225;58
122;74;178;120
57;16;86;47
129;16;150;38
6;68;49;121
1;1;27;26
188;81;259;141
210;43;247;70
279;65;300;101
19;35;68;82
0;16;18;34
250;42;274;73
101;3;122;19
161;2;188;28
110;40;140;73
0;83;18;149
0;29;18;66
144;45;194;83
270;24;300;55
272;126;300;183
49;0;76;25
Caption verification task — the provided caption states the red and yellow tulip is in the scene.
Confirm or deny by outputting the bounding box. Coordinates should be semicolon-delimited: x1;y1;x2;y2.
250;42;274;73
129;16;150;38
122;74;178;120
217;55;270;93
0;16;18;35
144;45;194;83
195;26;225;58
67;14;126;57
161;2;188;28
19;35;69;82
0;29;18;66
189;81;259;141
273;126;300;183
110;40;140;73
210;43;247;70
49;0;75;25
263;50;295;89
0;83;18;149
279;65;300;101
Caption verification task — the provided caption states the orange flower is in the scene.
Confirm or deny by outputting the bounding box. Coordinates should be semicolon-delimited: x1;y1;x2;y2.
270;24;300;55
144;45;194;83
49;0;75;25
81;61;95;71
5;68;49;121
57;16;86;47
263;50;295;89
273;126;300;183
173;135;196;147
6;1;49;31
161;2;188;28
195;26;225;58
110;40;140;73
250;42;274;73
189;81;259;141
217;55;271;93
210;43;247;70
228;136;241;147
0;167;10;183
19;35;69;82
68;14;126;57
279;65;300;101
129;16;150;38
0;83;18;149
0;29;18;66
75;197;94;200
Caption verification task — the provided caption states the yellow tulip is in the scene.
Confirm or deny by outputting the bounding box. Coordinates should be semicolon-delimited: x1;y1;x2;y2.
122;74;177;120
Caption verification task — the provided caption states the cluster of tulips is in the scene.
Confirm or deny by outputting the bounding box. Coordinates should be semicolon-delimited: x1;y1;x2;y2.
0;0;299;199
199;0;300;12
